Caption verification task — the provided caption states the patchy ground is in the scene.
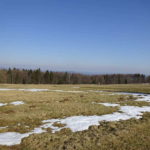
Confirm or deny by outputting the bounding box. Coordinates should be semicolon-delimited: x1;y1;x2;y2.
0;84;150;150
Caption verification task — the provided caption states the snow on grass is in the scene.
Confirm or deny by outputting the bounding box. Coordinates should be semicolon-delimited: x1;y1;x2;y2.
0;103;7;107
65;91;86;93
0;132;29;146
18;89;49;92
120;106;150;119
0;92;150;146
0;101;25;106
111;92;150;102
0;88;49;92
135;95;150;102
41;92;150;133
88;90;104;93
41;105;150;133
1;104;150;146
95;103;120;107
49;90;64;92
49;90;87;93
0;88;84;93
10;101;25;106
0;126;8;129
0;128;45;146
41;119;64;133
0;88;15;91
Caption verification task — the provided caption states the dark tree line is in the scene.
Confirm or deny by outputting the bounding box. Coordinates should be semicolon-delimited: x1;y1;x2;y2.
0;68;149;84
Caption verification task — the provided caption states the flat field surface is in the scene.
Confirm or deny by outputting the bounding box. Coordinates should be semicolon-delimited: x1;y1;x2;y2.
0;84;150;150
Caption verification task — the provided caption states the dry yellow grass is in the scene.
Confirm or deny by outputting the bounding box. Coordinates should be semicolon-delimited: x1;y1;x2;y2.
0;84;150;150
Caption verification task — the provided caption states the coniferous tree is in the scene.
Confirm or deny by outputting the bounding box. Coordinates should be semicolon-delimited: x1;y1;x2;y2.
44;70;50;84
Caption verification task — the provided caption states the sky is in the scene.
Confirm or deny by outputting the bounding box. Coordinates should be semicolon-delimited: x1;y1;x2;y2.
0;0;150;74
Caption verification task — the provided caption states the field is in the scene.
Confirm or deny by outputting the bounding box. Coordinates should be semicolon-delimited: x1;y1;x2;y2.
0;84;150;150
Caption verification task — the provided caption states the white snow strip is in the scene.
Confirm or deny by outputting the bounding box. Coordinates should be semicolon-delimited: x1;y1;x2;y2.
113;92;150;102
135;95;150;102
10;101;25;106
0;128;45;146
117;91;142;96
88;90;104;93
0;126;8;129
96;103;120;107
0;88;16;91
0;88;49;92
0;101;25;106
0;88;15;91
0;103;7;107
49;90;86;93
49;90;64;92
66;91;86;93
18;89;49;92
0;132;30;146
0;88;86;93
41;105;150;133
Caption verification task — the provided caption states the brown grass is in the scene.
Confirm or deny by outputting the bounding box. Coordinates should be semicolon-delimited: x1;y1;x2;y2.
0;84;150;150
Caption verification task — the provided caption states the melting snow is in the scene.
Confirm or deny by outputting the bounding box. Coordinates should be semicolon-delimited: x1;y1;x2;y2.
0;92;150;146
66;91;86;93
41;105;150;133
0;132;29;146
0;126;8;129
0;88;15;91
49;90;86;93
0;128;45;146
0;101;25;106
1;104;150;146
0;88;49;92
0;88;85;93
96;103;120;107
0;103;7;107
18;89;49;92
88;90;104;93
10;101;25;106
135;95;150;102
49;90;64;92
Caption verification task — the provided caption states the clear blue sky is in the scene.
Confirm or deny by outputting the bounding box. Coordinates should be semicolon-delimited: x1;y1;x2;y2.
0;0;150;74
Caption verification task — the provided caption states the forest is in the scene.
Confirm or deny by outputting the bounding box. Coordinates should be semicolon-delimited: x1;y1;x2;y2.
0;68;149;84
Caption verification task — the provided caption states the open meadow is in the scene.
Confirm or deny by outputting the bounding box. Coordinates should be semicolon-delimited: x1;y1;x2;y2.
0;84;150;150
1;0;150;149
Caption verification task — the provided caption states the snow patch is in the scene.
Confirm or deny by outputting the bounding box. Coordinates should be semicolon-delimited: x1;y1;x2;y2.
0;101;25;106
0;88;49;92
0;92;150;146
49;90;64;92
0;126;8;129
49;90;86;93
0;88;15;91
135;95;150;102
18;89;49;92
1;103;150;146
0;103;7;107
41;105;150;133
10;101;25;106
0;132;29;146
88;90;104;93
66;91;85;93
96;103;120;107
0;128;45;146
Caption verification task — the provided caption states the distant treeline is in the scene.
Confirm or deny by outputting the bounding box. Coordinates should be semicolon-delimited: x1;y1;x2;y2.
0;68;150;84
